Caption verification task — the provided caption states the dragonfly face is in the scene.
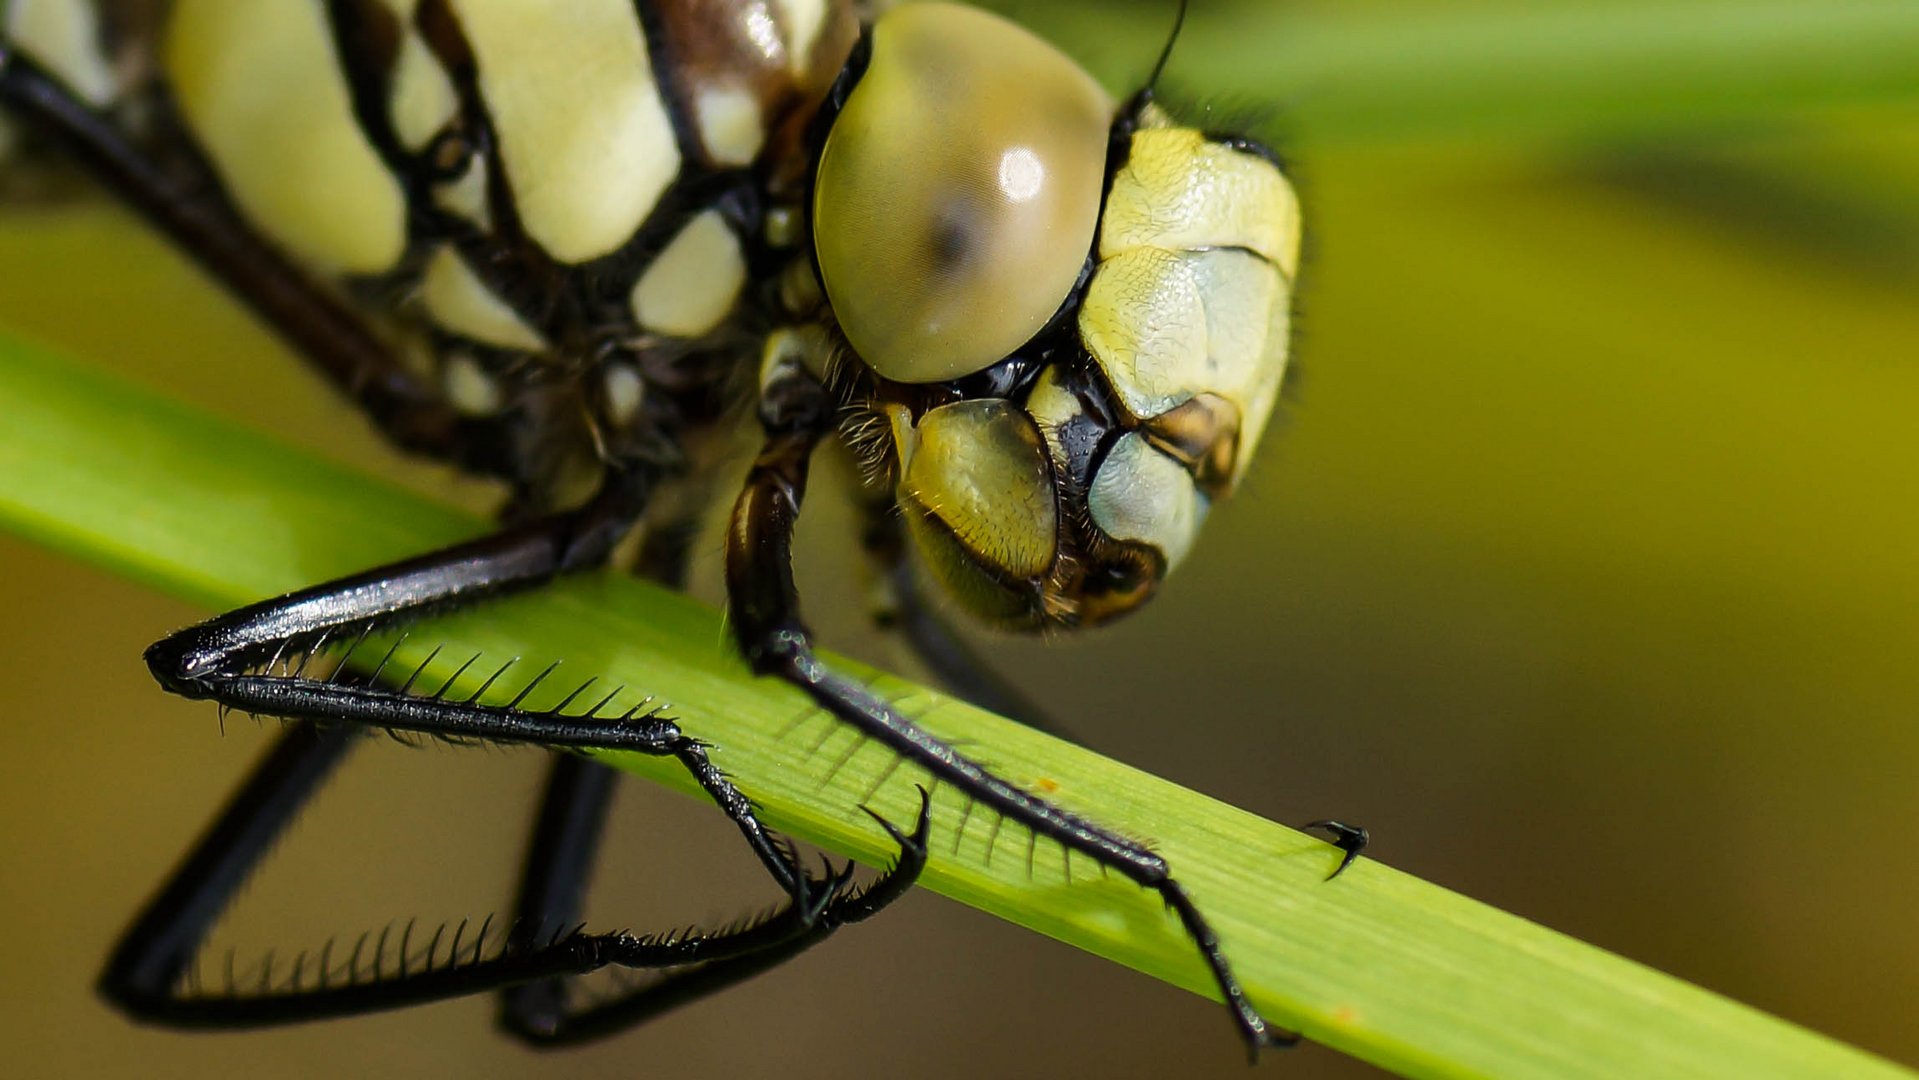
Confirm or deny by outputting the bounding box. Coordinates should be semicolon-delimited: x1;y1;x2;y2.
0;0;1351;1059
814;2;1303;629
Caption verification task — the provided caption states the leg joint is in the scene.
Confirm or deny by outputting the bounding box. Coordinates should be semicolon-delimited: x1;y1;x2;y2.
740;627;810;676
143;632;217;698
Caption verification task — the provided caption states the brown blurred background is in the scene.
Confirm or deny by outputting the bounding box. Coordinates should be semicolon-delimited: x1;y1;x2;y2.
2;1;1917;1077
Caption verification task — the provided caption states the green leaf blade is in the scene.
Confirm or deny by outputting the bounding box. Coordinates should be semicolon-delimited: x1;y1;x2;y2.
1;333;1906;1079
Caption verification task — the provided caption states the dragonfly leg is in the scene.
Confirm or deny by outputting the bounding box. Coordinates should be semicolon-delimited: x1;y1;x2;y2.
498;784;932;1047
726;357;1301;1058
106;471;871;1029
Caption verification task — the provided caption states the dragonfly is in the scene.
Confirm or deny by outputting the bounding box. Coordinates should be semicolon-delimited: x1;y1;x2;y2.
0;0;1364;1055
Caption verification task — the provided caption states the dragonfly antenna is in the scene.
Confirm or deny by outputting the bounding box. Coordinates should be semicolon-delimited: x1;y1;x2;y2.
1146;0;1190;96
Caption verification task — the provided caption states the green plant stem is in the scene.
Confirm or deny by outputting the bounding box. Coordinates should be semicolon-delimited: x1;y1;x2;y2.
0;339;1908;1079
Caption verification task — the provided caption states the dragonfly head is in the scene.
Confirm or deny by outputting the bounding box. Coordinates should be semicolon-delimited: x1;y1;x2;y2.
813;3;1301;631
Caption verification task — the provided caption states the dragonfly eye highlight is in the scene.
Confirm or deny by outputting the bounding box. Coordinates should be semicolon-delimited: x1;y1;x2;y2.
813;2;1111;383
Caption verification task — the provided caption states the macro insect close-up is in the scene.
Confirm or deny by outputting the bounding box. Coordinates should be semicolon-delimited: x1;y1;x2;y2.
2;1;1918;1079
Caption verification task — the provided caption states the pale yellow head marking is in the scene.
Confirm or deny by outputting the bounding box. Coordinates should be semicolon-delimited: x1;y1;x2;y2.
1101;126;1301;279
166;0;407;275
1088;433;1206;573
446;0;678;263
631;211;747;339
1020;365;1084;478
1082;246;1286;419
1080;109;1301;484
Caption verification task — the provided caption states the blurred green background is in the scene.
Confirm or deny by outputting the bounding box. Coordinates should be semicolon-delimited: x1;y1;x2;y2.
1;1;1916;1077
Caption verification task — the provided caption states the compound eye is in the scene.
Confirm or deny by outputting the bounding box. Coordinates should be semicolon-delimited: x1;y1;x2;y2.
814;3;1111;383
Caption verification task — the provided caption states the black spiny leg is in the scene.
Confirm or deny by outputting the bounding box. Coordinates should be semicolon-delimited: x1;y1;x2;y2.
495;513;702;1040
496;753;620;1040
6;38;928;1041
1304;820;1369;880
101;716;842;1028
728;357;1296;1058
107;471;860;1028
500;788;933;1047
100;722;358;1019
492;522;929;1047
